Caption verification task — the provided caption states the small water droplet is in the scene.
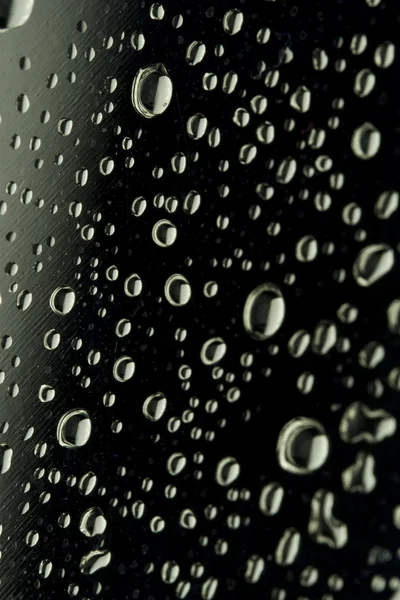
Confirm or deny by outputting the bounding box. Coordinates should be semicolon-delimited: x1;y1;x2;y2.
186;41;206;66
223;9;244;35
16;289;32;311
200;337;227;365
124;273;143;297
152;219;177;247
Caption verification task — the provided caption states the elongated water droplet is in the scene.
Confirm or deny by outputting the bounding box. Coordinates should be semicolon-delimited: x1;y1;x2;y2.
215;456;240;486
351;122;381;159
80;549;111;575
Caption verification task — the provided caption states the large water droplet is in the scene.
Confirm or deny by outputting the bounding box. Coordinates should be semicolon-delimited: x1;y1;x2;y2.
277;417;329;474
0;1;35;31
57;409;92;448
200;337;227;365
152;219;177;247
131;64;173;119
50;286;76;316
143;392;167;421
243;283;285;341
353;244;394;287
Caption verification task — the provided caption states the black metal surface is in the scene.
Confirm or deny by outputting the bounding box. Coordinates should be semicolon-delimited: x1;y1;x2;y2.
0;0;399;599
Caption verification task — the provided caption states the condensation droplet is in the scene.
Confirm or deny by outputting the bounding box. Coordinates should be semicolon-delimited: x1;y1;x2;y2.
57;409;92;448
277;417;329;474
113;356;136;382
351;122;381;159
165;274;191;306
50;286;76;316
132;64;173;118
215;456;240;486
143;392;167;422
243;283;285;341
353;244;394;287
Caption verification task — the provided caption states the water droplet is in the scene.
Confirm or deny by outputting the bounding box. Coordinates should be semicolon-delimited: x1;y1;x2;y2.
256;121;275;144
0;444;13;473
353;244;394;287
342;451;376;494
58;118;73;136
16;93;30;113
50;286;76;316
275;528;301;565
244;555;265;584
374;41;395;69
143;392;167;421
80;549;111;575
44;329;60;350
16;289;32;311
354;68;376;97
200;337;227;365
312;321;337;355
223;9;244;35
164;274;191;306
167;452;187;475
131;64;173;119
39;384;55;402
387;299;400;334
131;31;145;50
187;113;208;139
259;482;284;516
296;235;318;262
115;318;131;338
243;283;285;341
183;190;201;215
288;330;310;357
186;41;206;66
374;189;399;220
276;156;297;184
290;85;311;112
79;507;107;537
277;417;329;474
152;219;177;247
339;402;396;444
351;122;381;159
113;356;135;382
215;456;240;486
124;273;142;297
99;157;115;175
0;0;35;30
308;489;348;548
161;560;180;584
57;409;92;448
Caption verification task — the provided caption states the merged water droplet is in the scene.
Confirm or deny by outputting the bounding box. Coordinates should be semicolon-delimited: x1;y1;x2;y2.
243;283;286;341
49;286;76;316
277;417;330;474
79;507;107;537
57;409;92;448
80;549;111;575
143;392;167;422
353;243;394;287
131;64;173;119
